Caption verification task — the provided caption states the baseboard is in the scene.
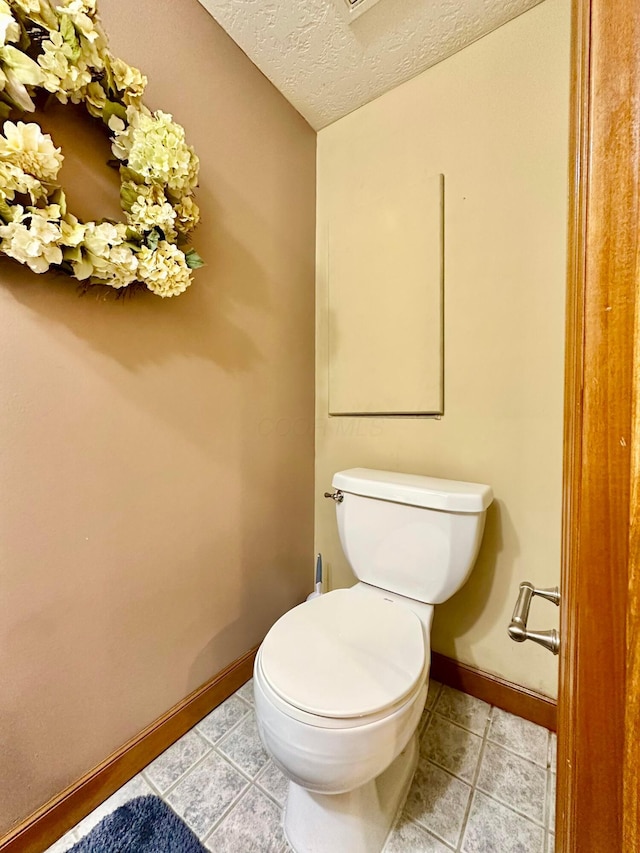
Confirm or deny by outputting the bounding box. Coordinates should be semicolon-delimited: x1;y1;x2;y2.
430;651;557;731
0;645;258;853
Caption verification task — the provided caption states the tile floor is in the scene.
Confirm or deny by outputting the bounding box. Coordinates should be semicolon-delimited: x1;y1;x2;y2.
46;678;556;853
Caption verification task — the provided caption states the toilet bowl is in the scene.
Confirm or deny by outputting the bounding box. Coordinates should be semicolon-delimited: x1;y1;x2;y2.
255;586;431;794
254;468;493;853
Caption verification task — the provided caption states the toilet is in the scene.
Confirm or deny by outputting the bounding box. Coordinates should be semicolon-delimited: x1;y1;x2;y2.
254;467;493;853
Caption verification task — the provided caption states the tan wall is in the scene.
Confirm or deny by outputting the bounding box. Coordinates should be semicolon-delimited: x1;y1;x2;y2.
316;0;569;698
0;0;316;834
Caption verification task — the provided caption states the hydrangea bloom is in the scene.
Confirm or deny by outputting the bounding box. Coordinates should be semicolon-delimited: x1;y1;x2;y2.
0;159;45;201
0;121;63;182
38;30;94;102
88;241;139;289
174;195;200;236
0;206;63;273
121;182;177;239
110;107;199;194
137;240;192;298
107;55;146;105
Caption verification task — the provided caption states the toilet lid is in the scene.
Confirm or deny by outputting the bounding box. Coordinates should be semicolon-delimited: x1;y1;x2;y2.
259;589;426;719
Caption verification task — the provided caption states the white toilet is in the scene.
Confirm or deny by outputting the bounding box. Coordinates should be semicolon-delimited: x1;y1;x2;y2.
254;467;493;853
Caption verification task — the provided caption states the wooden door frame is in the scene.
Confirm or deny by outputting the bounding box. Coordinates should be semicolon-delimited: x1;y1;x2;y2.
558;0;639;850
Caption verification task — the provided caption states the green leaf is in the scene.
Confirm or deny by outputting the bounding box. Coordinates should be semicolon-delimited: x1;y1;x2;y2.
63;245;82;263
0;197;13;223
119;165;144;185
18;22;32;55
102;53;116;96
120;182;138;212
50;188;67;216
59;15;73;42
145;228;160;251
102;99;127;127
2;45;44;86
0;100;11;120
59;15;81;62
184;248;204;269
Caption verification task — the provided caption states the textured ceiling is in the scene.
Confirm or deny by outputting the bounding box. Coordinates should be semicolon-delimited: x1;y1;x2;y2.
197;0;544;129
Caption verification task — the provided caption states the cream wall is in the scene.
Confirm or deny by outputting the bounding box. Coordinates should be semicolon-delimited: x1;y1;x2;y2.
0;0;315;835
315;0;569;698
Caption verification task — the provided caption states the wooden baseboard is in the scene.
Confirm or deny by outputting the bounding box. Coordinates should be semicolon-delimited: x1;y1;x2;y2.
0;646;258;853
431;651;557;731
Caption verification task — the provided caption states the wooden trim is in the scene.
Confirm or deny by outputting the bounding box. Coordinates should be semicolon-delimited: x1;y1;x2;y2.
430;652;556;731
557;0;589;846
625;301;640;849
0;646;258;853
559;0;639;851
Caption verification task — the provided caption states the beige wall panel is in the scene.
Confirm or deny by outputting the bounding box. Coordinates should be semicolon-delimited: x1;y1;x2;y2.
327;173;443;414
316;0;569;698
0;0;316;834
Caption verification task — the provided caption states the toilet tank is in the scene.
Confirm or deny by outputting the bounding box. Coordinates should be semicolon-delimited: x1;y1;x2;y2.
332;468;493;604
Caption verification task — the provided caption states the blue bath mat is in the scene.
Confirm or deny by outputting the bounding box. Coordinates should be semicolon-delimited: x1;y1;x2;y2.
69;795;207;853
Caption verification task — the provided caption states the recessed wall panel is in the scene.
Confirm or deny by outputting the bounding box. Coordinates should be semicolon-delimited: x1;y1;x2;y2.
327;172;443;415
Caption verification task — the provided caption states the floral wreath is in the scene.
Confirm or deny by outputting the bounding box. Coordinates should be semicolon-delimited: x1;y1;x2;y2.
0;0;203;297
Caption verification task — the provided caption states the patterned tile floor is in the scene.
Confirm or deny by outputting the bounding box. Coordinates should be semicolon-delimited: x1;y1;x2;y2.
46;678;556;853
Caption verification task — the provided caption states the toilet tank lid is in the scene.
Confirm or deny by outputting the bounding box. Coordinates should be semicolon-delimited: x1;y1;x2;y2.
332;468;493;513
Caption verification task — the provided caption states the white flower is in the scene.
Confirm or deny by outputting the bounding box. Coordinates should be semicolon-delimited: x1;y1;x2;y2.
0;1;20;46
0;121;63;181
89;241;138;288
36;201;62;219
137;240;192;297
57;0;100;42
0;206;62;273
38;30;93;101
84;79;106;117
106;54;146;105
56;0;98;18
126;183;177;239
10;0;57;30
59;212;86;245
60;217;138;286
82;220;119;255
56;0;107;65
173;195;200;236
0;159;44;201
111;107;199;194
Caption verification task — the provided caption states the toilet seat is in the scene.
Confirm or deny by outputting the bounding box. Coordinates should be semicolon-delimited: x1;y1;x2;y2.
259;589;427;722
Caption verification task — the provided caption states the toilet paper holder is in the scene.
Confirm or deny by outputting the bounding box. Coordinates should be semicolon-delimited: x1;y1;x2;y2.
508;581;560;655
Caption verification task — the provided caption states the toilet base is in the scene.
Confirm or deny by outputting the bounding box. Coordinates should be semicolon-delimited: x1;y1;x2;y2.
283;732;418;853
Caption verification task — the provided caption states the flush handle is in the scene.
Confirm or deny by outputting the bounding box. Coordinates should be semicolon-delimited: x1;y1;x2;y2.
508;581;560;655
324;490;344;503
